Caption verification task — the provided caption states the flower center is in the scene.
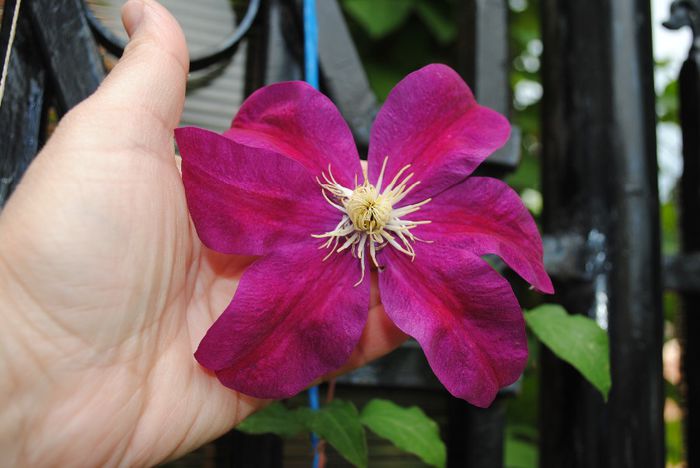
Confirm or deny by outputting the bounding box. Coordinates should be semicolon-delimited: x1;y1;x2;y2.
345;185;392;233
312;157;431;286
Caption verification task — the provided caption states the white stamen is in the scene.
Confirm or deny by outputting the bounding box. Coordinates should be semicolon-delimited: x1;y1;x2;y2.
375;156;389;193
312;156;431;285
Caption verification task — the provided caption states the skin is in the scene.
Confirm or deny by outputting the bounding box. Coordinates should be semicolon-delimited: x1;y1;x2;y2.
0;1;406;466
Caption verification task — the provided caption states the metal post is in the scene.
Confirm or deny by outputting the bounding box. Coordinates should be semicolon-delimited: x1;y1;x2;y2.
678;38;700;468
607;1;664;465
447;398;507;467
664;4;700;461
457;0;519;171
317;0;377;150
27;0;104;115
540;0;664;466
217;430;283;468
0;0;46;208
443;1;520;466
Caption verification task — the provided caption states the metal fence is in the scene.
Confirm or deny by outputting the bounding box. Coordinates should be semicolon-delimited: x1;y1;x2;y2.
0;0;697;466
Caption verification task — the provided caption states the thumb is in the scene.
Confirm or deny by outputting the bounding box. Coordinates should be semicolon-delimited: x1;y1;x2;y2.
76;0;189;152
0;1;189;250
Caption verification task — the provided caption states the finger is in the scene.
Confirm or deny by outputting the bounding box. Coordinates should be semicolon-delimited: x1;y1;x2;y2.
69;0;188;154
104;0;188;125
369;269;381;308
341;303;408;370
300;268;406;387
312;304;407;386
347;271;405;369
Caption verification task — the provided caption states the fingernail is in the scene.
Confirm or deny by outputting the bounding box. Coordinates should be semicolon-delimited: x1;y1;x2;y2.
122;0;145;37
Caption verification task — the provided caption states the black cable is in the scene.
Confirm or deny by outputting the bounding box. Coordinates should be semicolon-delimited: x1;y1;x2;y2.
83;0;261;72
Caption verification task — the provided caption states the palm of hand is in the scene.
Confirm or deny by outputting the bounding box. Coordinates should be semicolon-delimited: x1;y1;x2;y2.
0;100;262;465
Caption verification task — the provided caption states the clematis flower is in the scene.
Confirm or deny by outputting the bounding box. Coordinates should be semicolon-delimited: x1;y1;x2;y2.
175;64;553;407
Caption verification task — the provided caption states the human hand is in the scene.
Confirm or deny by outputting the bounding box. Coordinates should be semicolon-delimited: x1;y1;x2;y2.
0;1;406;465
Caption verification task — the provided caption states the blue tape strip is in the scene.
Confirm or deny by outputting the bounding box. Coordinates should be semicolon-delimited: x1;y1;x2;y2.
308;385;320;467
304;0;319;90
303;1;321;467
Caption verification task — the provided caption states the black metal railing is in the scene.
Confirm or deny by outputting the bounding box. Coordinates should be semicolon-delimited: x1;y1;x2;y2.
666;1;700;465
539;1;665;466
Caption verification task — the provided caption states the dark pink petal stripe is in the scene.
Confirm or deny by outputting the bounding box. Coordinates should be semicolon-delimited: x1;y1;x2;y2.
367;64;510;203
416;176;553;293
176;127;334;256
195;242;369;398
224;81;362;187
378;243;527;407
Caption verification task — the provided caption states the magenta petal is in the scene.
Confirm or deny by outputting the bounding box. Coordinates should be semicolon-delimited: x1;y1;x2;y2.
367;64;510;203
418;176;553;293
195;242;369;398
378;243;527;407
176;126;334;256
223;81;362;187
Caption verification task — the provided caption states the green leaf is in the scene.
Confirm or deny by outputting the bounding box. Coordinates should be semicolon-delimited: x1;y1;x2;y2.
360;399;446;468
504;425;538;468
661;201;679;254
415;1;457;44
343;0;417;39
364;61;405;101
525;304;611;399
504;437;538;468
657;79;679;123
236;402;305;437
666;417;683;464
302;400;368;468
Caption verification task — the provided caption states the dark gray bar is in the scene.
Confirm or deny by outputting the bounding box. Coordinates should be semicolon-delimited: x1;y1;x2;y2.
540;0;664;466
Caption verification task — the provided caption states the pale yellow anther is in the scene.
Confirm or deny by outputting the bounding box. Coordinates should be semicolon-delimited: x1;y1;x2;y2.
313;157;431;286
344;184;392;234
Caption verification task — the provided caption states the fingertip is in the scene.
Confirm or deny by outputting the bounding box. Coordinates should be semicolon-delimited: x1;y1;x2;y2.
83;0;189;146
121;0;189;73
121;0;145;37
